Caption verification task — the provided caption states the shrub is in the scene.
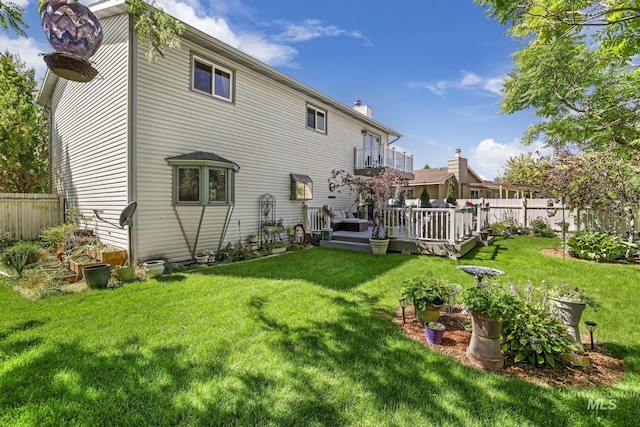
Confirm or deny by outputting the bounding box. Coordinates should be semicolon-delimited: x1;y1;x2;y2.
0;230;13;247
489;221;506;236
215;242;255;263
567;231;636;261
2;241;41;278
529;218;556;238
40;223;77;249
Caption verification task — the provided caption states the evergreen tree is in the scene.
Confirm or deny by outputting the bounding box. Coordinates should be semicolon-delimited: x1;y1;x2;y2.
419;188;431;208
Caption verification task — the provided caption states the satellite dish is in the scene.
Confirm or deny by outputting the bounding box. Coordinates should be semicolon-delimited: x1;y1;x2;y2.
119;202;137;228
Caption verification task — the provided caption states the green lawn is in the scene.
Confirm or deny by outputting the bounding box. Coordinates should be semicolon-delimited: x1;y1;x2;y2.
1;236;639;426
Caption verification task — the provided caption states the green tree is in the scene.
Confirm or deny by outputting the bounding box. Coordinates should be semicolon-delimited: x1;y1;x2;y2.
476;0;640;153
419;187;431;208
0;51;48;193
541;147;640;243
499;152;549;195
445;178;457;205
0;1;26;36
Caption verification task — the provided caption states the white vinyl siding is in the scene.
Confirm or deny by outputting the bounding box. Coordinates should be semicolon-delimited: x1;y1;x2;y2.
133;36;394;261
48;13;130;250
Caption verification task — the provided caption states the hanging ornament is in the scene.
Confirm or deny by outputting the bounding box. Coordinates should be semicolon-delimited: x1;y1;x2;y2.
40;0;104;82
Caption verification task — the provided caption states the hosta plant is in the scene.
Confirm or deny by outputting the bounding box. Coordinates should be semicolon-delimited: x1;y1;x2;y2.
501;303;574;367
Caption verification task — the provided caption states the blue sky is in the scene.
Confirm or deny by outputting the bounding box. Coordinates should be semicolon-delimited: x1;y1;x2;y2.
2;0;547;180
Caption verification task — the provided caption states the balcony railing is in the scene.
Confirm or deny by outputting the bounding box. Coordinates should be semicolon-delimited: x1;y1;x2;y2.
354;147;413;173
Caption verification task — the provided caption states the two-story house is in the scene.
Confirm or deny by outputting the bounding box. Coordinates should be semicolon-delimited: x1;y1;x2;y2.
36;0;413;262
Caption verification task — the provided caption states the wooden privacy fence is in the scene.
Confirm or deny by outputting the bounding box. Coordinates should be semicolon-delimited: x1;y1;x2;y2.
0;193;65;240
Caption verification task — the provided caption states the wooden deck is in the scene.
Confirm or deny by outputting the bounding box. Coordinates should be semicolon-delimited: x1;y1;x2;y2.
317;226;485;259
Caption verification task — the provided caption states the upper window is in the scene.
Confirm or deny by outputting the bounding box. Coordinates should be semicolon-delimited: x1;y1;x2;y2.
192;55;233;102
306;105;326;133
167;152;239;206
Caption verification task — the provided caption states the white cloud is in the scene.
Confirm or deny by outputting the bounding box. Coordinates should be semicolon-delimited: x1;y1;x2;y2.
274;19;366;43
156;0;365;67
469;138;550;180
460;71;482;87
157;0;298;66
408;70;504;97
0;35;49;82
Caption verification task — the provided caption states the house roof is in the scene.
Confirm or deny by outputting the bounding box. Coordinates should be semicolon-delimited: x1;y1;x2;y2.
406;168;453;186
37;0;402;140
166;151;240;171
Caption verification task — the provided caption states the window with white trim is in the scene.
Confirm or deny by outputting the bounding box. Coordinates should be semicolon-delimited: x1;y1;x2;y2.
306;105;326;133
192;55;234;102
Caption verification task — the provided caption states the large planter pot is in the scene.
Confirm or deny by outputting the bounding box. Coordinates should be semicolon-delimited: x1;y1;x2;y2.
114;266;136;282
143;260;165;278
425;321;446;344
415;303;442;324
83;263;110;289
550;298;586;349
70;259;104;280
369;238;390;255
466;311;504;370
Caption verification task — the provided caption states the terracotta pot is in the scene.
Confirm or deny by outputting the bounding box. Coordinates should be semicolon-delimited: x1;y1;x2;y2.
466;311;504;370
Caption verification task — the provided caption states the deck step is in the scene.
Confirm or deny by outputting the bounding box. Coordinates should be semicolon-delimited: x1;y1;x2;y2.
319;239;372;253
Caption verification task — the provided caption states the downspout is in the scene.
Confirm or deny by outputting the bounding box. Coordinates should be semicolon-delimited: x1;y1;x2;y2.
128;12;138;262
46;106;53;192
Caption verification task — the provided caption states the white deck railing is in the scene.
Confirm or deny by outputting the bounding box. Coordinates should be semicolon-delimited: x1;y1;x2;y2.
354;147;413;173
305;206;330;233
380;207;482;244
305;204;484;244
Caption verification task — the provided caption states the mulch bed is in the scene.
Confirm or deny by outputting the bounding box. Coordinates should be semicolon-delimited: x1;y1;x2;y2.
393;305;625;388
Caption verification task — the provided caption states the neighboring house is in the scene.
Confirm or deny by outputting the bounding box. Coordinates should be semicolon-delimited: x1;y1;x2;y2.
405;149;531;202
36;0;413;263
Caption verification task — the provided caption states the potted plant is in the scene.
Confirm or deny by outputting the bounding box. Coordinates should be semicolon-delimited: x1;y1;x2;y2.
329;168;406;254
400;275;448;323
425;321;446;344
464;200;474;213
547;283;599;350
195;250;210;265
461;282;519;370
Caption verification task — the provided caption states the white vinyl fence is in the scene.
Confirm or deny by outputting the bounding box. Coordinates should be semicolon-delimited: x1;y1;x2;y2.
0;193;65;240
466;198;638;236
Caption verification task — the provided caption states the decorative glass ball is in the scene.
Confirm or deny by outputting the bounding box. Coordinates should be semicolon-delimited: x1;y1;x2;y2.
40;0;103;59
